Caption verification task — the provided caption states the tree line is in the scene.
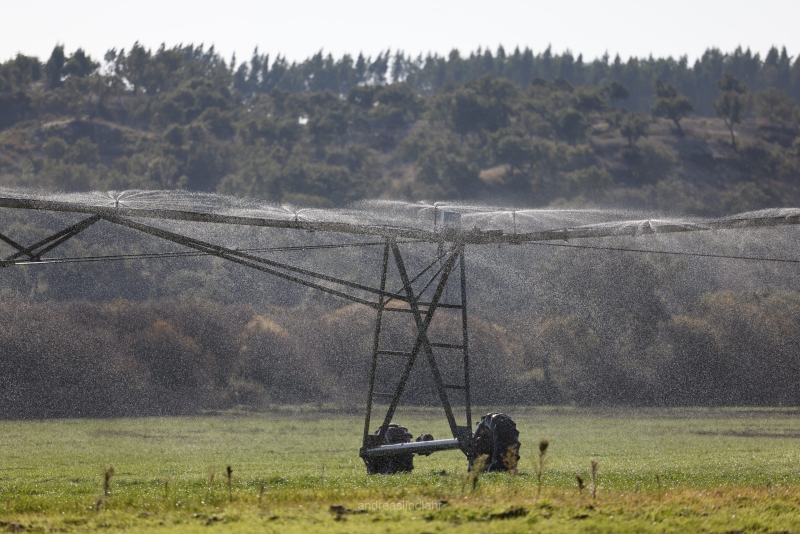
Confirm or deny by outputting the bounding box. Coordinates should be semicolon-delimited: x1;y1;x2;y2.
4;43;799;115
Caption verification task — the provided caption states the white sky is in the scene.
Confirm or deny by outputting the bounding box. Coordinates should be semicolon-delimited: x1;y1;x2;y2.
2;0;799;66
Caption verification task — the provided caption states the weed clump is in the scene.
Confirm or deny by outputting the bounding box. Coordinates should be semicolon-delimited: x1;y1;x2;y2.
103;465;115;497
502;445;519;475
575;473;585;494
94;465;115;511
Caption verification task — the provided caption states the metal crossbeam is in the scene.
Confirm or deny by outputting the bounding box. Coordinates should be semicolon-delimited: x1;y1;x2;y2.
3;194;800;245
0;232;27;255
98;215;410;308
1;215;100;263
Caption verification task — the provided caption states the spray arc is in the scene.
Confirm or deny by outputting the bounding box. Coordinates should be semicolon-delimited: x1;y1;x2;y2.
2;189;799;472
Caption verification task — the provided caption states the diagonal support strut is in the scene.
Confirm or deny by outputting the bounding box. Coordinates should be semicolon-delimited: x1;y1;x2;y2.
390;241;462;438
2;215;101;262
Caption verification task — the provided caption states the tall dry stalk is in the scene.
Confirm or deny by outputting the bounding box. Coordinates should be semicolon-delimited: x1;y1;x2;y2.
163;478;171;507
204;467;216;504
258;480;266;505
590;459;598;500
226;465;233;502
536;439;549;495
103;465;115;497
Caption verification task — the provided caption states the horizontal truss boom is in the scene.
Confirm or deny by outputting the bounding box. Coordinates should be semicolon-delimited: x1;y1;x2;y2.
2;196;800;245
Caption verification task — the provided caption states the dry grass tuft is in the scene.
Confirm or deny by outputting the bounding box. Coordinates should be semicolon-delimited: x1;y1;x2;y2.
575;473;585;494
502;446;519;475
463;454;489;493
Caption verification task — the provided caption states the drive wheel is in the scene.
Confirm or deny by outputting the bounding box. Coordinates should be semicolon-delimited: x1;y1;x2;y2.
364;424;414;474
473;412;520;472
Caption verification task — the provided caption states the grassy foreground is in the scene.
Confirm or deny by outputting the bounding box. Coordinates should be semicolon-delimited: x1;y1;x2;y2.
2;406;800;532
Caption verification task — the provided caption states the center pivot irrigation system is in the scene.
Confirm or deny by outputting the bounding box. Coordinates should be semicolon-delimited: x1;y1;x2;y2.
1;190;799;473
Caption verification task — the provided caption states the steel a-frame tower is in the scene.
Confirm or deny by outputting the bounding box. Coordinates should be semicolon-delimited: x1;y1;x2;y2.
360;240;476;469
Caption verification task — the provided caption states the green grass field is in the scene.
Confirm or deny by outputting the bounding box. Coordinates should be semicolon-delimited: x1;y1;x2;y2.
2;406;800;532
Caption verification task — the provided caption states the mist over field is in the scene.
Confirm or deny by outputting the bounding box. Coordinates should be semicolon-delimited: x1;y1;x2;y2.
1;202;799;417
1;43;800;417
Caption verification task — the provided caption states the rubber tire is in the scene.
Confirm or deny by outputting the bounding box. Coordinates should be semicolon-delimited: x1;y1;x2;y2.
473;412;521;472
364;424;414;474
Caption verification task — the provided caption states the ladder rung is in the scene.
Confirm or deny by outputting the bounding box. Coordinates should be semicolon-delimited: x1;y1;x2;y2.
377;350;413;356
421;302;463;309
430;343;465;350
384;303;463;313
444;384;466;390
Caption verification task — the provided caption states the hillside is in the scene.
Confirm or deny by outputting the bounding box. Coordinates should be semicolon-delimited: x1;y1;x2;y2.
0;44;799;215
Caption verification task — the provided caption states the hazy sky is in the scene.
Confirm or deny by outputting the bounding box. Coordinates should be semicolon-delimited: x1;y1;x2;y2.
2;0;799;65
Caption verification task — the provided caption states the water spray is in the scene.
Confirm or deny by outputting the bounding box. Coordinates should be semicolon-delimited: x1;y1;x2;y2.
0;188;798;473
